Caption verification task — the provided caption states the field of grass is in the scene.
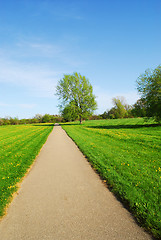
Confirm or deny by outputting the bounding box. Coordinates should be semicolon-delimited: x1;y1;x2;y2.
0;124;53;217
61;118;161;238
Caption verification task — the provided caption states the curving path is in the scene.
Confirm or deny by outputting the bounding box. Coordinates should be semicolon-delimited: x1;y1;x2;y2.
0;125;152;240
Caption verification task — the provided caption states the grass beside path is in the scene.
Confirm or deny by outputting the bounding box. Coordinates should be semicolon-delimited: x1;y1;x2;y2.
0;123;53;217
61;118;161;239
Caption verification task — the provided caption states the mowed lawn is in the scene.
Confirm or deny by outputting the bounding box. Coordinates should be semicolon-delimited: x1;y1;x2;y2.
61;118;161;238
0;124;53;217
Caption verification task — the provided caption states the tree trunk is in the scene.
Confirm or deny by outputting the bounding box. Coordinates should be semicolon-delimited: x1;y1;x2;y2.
80;116;82;124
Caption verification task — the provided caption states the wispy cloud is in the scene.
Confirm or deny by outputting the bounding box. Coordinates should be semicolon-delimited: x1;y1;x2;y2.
0;102;36;109
16;40;63;58
0;56;61;98
0;102;9;107
0;33;85;73
0;33;88;100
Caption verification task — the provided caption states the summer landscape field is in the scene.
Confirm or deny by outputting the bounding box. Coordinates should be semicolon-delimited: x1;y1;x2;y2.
61;118;161;238
0;124;53;217
0;118;160;238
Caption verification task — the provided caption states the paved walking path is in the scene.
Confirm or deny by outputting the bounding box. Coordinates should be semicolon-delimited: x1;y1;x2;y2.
0;125;152;240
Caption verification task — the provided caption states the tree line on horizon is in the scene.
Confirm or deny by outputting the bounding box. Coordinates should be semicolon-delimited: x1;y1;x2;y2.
0;97;149;126
0;114;63;126
0;65;160;125
60;96;147;122
57;65;161;123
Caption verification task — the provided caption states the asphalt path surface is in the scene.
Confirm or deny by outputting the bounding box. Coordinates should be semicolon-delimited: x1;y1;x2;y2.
0;125;152;239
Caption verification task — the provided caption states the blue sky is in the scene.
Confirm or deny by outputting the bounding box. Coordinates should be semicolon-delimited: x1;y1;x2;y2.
0;0;160;119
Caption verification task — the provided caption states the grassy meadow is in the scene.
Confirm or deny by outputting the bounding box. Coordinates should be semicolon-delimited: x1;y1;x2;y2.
61;118;161;238
0;124;53;217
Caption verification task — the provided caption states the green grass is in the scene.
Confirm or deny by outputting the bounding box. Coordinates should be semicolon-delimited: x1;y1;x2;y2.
61;118;161;238
0;123;53;217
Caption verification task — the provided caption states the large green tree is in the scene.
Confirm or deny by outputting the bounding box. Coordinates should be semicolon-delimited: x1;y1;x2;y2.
136;65;161;121
56;72;97;124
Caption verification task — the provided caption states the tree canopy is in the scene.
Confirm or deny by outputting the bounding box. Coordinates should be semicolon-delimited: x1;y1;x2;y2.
136;65;161;121
56;72;97;123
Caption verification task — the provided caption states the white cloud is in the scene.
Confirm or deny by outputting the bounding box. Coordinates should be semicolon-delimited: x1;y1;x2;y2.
0;102;9;107
0;36;85;94
16;41;63;58
0;40;87;100
0;102;36;109
0;57;61;98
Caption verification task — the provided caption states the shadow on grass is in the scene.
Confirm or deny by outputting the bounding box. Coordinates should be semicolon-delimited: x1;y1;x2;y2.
33;123;78;127
86;123;160;130
60;123;80;126
33;124;55;127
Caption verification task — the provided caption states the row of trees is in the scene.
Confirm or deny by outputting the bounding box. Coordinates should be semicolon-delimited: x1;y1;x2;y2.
100;97;147;120
0;114;63;126
60;96;146;121
101;97;132;119
57;65;161;122
1;65;160;125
